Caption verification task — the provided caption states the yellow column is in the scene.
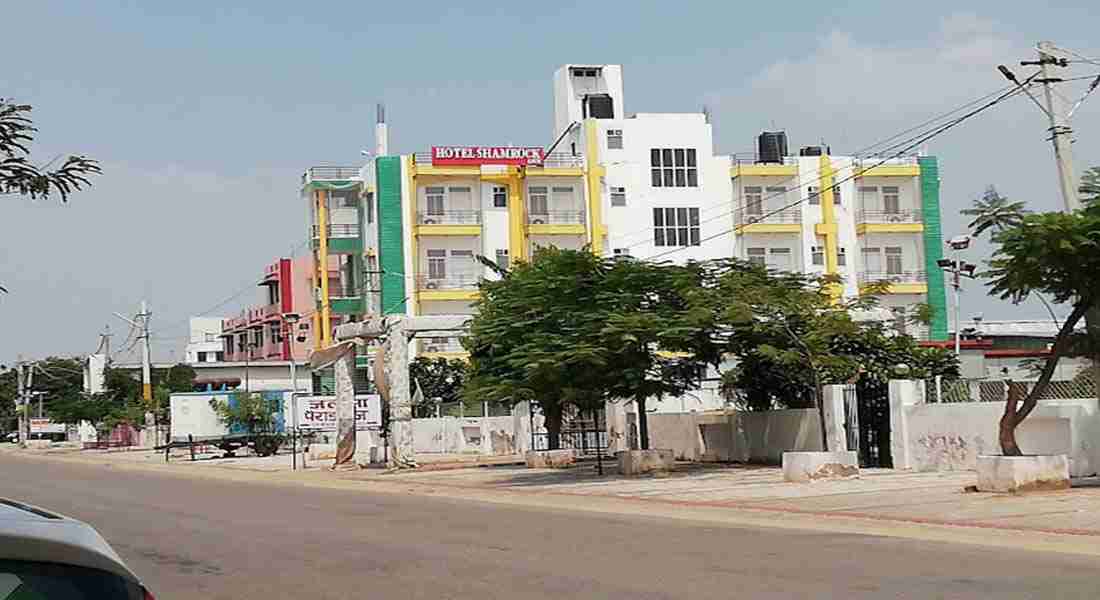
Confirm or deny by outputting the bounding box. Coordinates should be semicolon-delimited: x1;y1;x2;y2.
406;157;420;315
507;167;528;261
817;155;842;298
316;189;332;345
584;120;605;255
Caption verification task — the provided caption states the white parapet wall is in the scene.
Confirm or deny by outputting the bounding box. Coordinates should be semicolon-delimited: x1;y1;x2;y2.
646;408;825;464
888;380;1100;478
412;416;516;455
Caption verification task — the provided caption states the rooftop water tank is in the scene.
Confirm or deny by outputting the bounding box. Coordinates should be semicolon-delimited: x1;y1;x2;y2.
757;131;788;164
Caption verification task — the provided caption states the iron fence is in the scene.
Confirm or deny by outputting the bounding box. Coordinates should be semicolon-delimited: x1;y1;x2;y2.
856;209;923;224
926;374;1097;403
532;428;609;455
418;210;482;225
734;209;802;225
528;210;586;225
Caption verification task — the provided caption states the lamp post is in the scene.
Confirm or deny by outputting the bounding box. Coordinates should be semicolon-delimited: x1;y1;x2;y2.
938;236;978;355
283;312;302;470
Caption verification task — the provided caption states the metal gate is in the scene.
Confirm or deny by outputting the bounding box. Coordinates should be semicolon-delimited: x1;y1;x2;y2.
855;380;892;468
842;384;860;458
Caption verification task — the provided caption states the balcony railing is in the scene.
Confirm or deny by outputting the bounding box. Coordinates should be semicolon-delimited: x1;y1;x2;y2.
528;210;586;225
858;271;927;285
417;210;482;225
311;223;361;238
302;166;361;184
734;209;802;225
731;153;799;166
856;209;923;224
417;273;479;290
326;282;363;298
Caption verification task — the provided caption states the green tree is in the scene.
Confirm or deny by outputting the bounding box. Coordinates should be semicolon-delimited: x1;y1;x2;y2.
1;99;100;201
1079;166;1100;206
961;185;1029;237
163;363;197;393
986;206;1100;454
209;392;283;455
464;247;610;449
409;356;469;417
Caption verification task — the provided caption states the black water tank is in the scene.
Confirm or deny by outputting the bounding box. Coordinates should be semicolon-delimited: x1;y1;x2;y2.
799;145;830;156
757;131;788;164
584;94;615;119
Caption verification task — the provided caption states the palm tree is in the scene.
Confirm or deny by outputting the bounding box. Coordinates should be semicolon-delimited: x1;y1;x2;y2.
1080;166;1100;206
960;185;1029;237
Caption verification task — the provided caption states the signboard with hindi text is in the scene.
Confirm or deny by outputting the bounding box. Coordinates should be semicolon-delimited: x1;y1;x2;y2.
29;418;67;434
430;146;545;166
295;395;382;431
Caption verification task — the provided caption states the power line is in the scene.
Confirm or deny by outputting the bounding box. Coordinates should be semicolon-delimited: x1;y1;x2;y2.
644;81;1035;261
605;82;1019;252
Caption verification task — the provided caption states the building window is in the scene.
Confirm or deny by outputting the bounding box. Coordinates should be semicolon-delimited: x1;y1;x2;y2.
808;186;820;205
746;247;766;266
837;246;847;267
653;207;700;247
610;187;626;207
607;129;623;150
883;186;900;214
270;322;283;344
811;246;825;266
551;186;574;207
862;247;882;272
528;186;548;216
215;351;224;362
197;352;207;363
765;186;787;208
267;284;280;306
650;148;698;188
365;193;375;224
744;186;763;216
492;186;507;208
769;248;792;271
495;249;509;271
885;246;903;275
858;186;879;210
426;249;447;280
832;184;842;205
425;187;445;216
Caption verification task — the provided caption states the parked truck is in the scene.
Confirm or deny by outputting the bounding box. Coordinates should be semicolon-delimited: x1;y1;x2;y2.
168;391;290;456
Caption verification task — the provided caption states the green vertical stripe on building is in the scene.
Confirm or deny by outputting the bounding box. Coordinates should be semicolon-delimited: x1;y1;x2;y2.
376;156;407;314
919;156;948;341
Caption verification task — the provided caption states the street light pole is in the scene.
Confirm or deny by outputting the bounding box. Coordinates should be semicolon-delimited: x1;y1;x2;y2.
283;312;302;471
938;236;977;356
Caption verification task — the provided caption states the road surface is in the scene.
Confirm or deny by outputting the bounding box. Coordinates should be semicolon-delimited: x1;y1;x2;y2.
2;453;1096;599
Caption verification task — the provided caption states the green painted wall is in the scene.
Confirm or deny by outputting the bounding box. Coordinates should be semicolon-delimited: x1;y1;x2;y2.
376;156;407;314
919;157;949;341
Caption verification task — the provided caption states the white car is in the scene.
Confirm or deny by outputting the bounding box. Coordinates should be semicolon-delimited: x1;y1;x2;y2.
0;498;154;599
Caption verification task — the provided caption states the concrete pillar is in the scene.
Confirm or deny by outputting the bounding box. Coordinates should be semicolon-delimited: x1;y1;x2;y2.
821;385;848;452
888;379;922;470
333;347;357;468
604;400;628;454
512;401;532;454
386;320;416;468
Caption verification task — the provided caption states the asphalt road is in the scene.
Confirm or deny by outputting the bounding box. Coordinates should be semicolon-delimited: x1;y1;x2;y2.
2;454;1097;600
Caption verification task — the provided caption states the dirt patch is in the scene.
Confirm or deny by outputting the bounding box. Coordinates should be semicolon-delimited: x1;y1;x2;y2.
1011;479;1072;493
808;463;860;480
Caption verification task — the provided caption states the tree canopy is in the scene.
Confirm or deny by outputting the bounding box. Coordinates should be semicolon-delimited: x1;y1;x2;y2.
961;185;1029;237
985;205;1100;454
409;356;469;417
1;99;100;202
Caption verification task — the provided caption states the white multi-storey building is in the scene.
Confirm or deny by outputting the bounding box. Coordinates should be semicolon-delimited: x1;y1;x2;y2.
356;64;949;361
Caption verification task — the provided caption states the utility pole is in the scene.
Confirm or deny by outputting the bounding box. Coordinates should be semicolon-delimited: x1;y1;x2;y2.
938;236;977;355
15;359;25;447
1001;42;1100;403
1035;41;1080;211
139;301;152;403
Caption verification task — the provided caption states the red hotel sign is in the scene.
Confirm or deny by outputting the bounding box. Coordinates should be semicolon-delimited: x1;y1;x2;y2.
431;146;545;166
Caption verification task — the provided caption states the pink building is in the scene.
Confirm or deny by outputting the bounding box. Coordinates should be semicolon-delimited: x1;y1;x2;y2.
221;257;314;362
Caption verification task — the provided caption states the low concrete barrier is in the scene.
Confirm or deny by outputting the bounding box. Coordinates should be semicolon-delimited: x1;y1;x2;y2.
976;454;1070;493
782;451;859;482
618;449;674;476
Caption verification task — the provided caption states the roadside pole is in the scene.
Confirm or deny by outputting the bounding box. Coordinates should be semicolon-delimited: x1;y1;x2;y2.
16;360;25;448
140;301;153;404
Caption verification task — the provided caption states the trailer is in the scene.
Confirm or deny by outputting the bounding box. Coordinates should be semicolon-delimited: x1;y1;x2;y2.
168;391;290;457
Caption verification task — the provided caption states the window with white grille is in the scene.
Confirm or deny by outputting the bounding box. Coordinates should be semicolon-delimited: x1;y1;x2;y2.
495;249;509;271
426;187;445;216
812;246;825;266
492;186;507;208
528;186;548;215
610;187;626;206
862;247;882;272
427;249;447;279
607;129;623;150
883;186;900;214
650;148;698;187
744;186;763;215
885;246;903;274
769;247;792;271
653;207;701;247
837;247;847;267
746;247;766;266
808;186;820;205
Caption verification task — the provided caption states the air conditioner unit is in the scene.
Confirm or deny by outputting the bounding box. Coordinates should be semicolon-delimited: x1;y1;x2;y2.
425;281;439;290
423;218;438;225
532;218;546;225
425;344;443;353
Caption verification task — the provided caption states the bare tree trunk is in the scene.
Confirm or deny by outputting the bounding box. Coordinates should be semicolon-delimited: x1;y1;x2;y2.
636;395;650;450
543;403;562;450
999;302;1089;455
810;373;827;452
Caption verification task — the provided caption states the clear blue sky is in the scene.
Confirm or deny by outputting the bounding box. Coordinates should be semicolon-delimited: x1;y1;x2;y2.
2;0;1098;364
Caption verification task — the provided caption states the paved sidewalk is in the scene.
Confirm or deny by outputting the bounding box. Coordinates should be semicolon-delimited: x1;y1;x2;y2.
346;462;1100;537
